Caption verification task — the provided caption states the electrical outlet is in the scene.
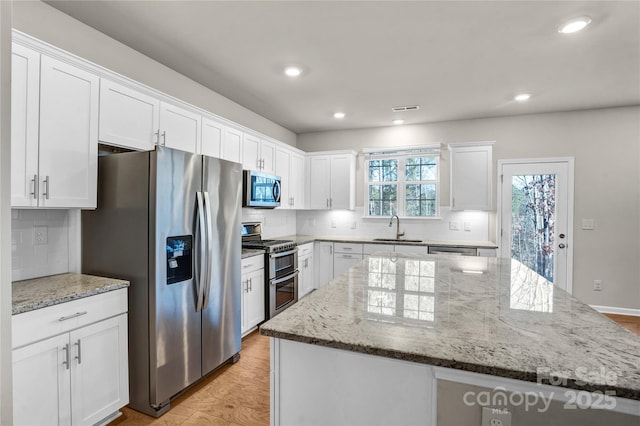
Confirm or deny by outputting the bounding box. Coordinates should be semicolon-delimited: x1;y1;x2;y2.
331;219;337;228
449;221;460;231
34;226;48;245
350;221;357;229
464;222;471;231
582;219;595;230
593;280;602;291
481;407;511;426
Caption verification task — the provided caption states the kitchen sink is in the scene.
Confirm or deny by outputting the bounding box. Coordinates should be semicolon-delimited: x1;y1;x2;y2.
373;238;423;243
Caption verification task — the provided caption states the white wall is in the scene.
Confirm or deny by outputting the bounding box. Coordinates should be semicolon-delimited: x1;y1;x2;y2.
12;0;296;147
297;107;640;310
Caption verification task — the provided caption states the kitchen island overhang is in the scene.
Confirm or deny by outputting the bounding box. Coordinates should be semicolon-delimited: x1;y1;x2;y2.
261;252;640;425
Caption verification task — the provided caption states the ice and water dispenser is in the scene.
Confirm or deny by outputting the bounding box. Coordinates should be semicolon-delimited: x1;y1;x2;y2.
166;235;193;284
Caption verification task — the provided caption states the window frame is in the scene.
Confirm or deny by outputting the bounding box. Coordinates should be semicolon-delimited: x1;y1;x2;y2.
364;152;440;219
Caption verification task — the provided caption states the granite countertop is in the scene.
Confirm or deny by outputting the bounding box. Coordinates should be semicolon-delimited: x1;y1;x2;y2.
242;248;265;259
12;273;130;315
278;234;498;249
261;252;640;400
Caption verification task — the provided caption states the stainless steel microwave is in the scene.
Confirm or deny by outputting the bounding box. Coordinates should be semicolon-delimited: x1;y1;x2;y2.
243;170;281;208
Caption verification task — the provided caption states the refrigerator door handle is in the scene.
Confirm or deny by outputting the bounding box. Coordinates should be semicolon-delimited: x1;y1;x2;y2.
196;191;206;312
202;191;214;310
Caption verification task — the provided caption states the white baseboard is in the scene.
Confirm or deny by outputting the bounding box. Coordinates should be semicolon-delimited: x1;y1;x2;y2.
590;305;640;317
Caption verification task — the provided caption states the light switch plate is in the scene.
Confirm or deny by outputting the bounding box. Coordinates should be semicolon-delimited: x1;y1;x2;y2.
449;221;459;231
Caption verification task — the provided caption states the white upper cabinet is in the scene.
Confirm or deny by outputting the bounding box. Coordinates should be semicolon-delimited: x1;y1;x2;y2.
243;133;276;173
11;43;40;207
158;102;201;153
98;79;159;151
201;116;224;158
37;54;99;209
275;147;291;209
222;126;243;163
450;143;493;211
290;153;305;209
242;133;260;170
307;152;356;210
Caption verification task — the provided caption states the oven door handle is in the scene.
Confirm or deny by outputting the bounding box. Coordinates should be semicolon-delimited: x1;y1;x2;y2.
270;270;299;286
269;247;298;259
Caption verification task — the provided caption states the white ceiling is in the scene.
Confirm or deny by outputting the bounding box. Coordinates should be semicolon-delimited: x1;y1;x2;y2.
46;1;640;134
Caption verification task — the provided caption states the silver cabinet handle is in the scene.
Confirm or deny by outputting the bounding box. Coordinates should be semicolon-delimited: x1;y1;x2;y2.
326;198;329;208
162;130;167;145
329;245;333;255
330;198;333;208
74;340;82;365
58;311;87;322
62;343;70;370
154;130;160;145
343;247;353;250
342;254;353;259
249;277;253;292
30;174;38;199
42;176;50;200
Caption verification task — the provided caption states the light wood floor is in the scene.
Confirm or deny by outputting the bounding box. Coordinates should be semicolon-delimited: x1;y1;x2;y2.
111;330;270;426
605;313;640;336
111;315;638;426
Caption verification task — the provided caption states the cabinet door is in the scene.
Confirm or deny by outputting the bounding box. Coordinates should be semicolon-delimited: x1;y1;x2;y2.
98;79;159;151
450;145;492;211
13;334;71;426
38;55;99;209
243;268;265;334
275;147;291;209
201;117;224;158
159;101;201;153
333;253;362;277
290;153;305;209
299;254;314;298
260;139;277;174
222;126;243;163
70;314;128;426
11;44;40;208
315;242;334;287
330;155;354;210
308;156;331;209
242;133;260;170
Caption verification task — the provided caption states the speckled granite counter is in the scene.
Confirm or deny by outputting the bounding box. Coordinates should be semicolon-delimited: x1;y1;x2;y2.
12;273;130;315
242;248;265;259
261;252;640;400
278;234;498;249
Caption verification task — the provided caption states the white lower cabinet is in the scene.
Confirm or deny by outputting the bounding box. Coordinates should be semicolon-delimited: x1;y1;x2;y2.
315;242;334;289
241;255;265;336
333;243;363;278
12;289;129;426
298;243;314;298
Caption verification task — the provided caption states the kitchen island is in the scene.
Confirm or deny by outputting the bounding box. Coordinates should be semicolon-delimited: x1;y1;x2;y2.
261;252;640;425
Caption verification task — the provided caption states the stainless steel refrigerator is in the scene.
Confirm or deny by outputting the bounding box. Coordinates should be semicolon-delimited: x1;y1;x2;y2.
82;146;242;417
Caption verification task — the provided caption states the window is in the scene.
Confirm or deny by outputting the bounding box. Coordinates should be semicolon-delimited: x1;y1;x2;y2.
365;149;439;218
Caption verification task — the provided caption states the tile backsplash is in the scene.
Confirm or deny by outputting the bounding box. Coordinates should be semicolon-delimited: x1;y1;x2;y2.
11;209;70;281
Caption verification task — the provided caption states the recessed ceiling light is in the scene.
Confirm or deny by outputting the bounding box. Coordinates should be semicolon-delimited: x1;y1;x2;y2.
333;112;346;119
393;119;405;125
558;16;592;34
284;66;302;77
514;93;531;102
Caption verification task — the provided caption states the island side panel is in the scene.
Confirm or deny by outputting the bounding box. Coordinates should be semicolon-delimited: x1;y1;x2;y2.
270;337;436;426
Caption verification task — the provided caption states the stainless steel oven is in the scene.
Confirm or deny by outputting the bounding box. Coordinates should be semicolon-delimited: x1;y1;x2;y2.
241;222;299;319
268;248;299;317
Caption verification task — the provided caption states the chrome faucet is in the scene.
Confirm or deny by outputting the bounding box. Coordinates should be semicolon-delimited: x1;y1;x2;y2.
389;215;405;240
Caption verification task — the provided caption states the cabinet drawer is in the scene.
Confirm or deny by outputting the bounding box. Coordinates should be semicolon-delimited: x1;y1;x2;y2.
12;288;127;349
363;243;393;255
242;254;264;274
333;242;363;254
298;243;314;257
334;253;362;261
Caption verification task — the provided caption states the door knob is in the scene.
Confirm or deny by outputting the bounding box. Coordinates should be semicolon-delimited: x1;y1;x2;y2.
559;233;565;239
559;243;566;249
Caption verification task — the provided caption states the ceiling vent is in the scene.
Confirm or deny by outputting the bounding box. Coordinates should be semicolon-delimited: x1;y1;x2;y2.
392;105;420;112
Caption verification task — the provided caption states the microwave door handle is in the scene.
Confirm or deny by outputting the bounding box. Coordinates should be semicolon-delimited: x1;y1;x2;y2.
273;180;281;203
195;192;206;312
202;191;214;310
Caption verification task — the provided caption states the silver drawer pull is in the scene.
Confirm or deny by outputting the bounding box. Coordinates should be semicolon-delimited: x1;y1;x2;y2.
58;311;88;322
74;340;82;364
343;247;353;250
62;343;70;370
